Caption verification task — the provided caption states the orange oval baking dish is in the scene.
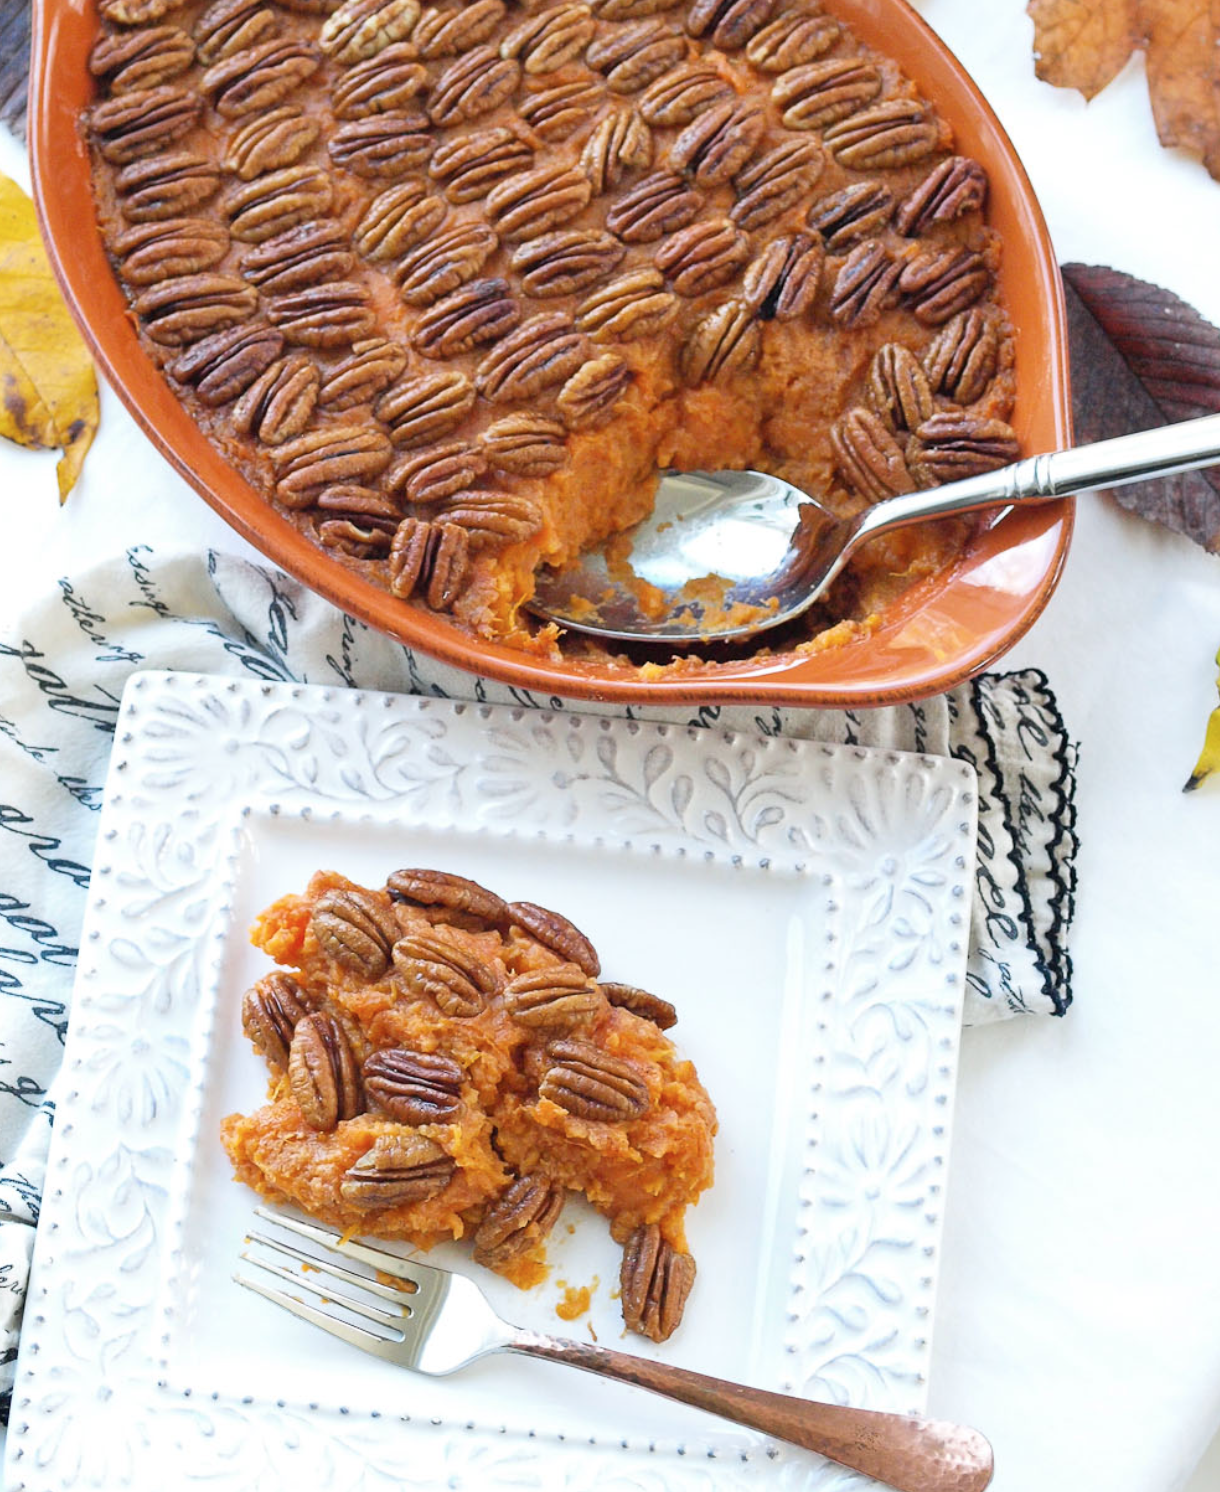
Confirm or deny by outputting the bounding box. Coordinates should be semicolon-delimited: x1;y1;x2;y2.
31;0;1072;709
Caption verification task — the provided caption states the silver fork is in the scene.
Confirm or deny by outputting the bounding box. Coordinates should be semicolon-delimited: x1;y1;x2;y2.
235;1208;992;1492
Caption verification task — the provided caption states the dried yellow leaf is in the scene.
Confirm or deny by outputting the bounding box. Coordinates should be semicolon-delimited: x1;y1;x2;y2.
0;172;98;500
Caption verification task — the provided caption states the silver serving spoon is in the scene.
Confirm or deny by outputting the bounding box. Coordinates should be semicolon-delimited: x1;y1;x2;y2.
526;412;1220;645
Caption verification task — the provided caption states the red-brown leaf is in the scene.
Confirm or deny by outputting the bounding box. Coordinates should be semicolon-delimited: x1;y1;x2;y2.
1063;262;1220;553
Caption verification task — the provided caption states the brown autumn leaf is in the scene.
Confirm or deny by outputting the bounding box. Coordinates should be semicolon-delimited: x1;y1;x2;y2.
1063;261;1220;552
1028;0;1220;180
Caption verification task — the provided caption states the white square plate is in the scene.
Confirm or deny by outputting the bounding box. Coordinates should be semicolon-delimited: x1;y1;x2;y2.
5;672;977;1491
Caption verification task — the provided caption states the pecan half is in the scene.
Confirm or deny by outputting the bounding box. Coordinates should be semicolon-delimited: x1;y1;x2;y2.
194;0;278;64
412;279;521;358
90;24;195;91
332;43;427;118
824;99;940;171
240;222;354;292
540;1038;650;1121
638;62;732;125
900;246;990;326
772;58;881;131
316;484;400;521
668;99;765;186
868;344;934;434
329;112;433;178
116;152;220;223
475;313;587;401
581;109;653;195
472;1174;565;1268
388;518;471;609
577;268;676;341
745;8;839;71
505;965;601;1029
90;85;201;165
375;371;477;447
133;272;257;346
518;73;604;140
595;0;680;11
170;322;284;405
394;931;499;1016
685;0;775;49
388;441;486;502
396;222;500;307
586;19;687;93
831;406;914;501
363;1048;464;1124
320;0;421;63
485;163;593;242
731;136;824;231
896;156;988;236
512;230;626;298
199;38;320;118
655;217;750;297
429;127;534;205
224;165;334;243
501;4;597;73
317;516;397;558
232;353;319;443
906;412;1019;487
272;424;394;502
436;491;544;547
267;282;377;348
353;181;447;260
922;309;1001;405
288;1011;363;1130
600;981;677;1029
116;216;231;286
386;867;509;922
102;0;184;21
427;46;521;126
621;1223;695;1342
482;413;568;475
806;182;893;253
508;900;600;973
225;106;319;180
340;1132;454;1207
741;232;822;321
604;171;703;244
829;240;903;328
412;0;505;58
680;299;760;385
241;969;314;1069
311;887;401;979
319;338;409;411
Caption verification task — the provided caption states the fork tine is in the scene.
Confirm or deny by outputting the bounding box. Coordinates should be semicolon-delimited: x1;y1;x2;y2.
246;1229;414;1308
253;1206;434;1286
233;1271;405;1363
240;1249;406;1329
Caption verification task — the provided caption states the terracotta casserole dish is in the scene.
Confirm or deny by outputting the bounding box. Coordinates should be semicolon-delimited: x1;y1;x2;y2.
30;0;1072;708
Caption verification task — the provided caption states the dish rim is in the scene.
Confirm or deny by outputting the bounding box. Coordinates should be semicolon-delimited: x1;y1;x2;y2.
30;0;1074;708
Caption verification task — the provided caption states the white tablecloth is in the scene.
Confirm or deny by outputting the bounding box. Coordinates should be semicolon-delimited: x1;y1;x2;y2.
2;2;1220;1487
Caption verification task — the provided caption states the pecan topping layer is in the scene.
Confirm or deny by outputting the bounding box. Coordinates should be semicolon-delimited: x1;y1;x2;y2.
539;1038;650;1121
620;1223;696;1342
340;1132;455;1207
288;1011;363;1131
364;1048;464;1124
472;1174;565;1268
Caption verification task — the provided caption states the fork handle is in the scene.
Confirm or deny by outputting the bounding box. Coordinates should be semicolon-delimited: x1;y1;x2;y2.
507;1332;992;1492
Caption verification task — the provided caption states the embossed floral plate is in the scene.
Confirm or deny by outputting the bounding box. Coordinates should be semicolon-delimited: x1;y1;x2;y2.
5;673;977;1492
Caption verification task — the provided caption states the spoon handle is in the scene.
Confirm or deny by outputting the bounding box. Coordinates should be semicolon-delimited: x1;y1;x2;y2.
852;409;1220;544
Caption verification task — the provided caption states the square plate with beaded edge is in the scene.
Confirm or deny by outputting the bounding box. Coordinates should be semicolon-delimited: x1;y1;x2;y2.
5;672;977;1492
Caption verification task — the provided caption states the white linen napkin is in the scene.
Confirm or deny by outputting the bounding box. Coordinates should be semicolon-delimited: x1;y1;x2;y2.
0;545;1078;1420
